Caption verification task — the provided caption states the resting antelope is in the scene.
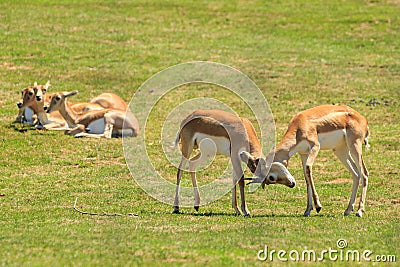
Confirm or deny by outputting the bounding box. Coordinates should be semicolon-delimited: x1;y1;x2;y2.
16;81;69;129
90;93;128;111
16;81;51;124
16;82;103;130
271;105;370;217
173;109;296;216
46;91;139;138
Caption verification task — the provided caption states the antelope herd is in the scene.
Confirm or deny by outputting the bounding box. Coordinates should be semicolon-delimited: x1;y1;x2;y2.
16;81;139;138
16;81;370;217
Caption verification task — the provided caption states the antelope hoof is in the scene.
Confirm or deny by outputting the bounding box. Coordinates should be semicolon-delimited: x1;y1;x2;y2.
356;210;363;218
304;211;311;217
344;209;351;216
173;206;180;214
316;206;322;213
194;206;199;212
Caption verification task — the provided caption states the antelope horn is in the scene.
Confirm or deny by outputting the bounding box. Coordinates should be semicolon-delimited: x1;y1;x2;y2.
244;177;267;189
244;177;265;184
244;177;264;182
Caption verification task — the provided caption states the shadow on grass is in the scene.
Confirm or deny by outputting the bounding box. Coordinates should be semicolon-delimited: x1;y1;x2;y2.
168;210;337;218
7;121;33;133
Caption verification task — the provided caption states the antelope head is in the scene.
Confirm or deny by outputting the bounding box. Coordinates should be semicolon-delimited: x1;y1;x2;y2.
240;151;296;189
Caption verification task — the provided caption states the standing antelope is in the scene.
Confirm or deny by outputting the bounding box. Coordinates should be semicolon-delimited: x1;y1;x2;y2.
173;109;296;216
46;91;139;138
271;105;370;217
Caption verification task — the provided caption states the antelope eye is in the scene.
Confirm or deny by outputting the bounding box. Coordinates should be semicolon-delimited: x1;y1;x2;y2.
28;92;33;96
55;96;61;101
268;175;275;182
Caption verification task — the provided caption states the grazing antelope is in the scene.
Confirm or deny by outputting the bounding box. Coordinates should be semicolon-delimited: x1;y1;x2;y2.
271;105;370;217
46;91;139;138
173;109;296;216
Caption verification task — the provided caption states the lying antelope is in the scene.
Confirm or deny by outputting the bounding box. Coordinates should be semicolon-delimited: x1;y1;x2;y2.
271;105;370;217
173;109;296;216
46;91;139;138
16;82;103;130
16;81;51;124
90;93;128;111
16;81;70;129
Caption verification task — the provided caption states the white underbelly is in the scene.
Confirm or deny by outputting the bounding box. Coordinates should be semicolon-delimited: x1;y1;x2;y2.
290;129;346;155
24;107;34;124
193;133;231;157
318;129;346;150
87;118;105;134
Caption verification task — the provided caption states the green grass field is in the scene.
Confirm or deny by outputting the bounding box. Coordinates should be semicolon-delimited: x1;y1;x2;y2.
0;0;399;266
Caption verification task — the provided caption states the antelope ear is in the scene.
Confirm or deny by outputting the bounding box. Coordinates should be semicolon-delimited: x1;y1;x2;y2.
240;151;258;173
266;148;275;162
34;81;38;87
254;157;268;177
65;90;79;98
240;151;252;162
45;80;51;89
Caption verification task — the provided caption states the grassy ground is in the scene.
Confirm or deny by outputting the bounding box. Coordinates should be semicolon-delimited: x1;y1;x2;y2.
0;0;399;266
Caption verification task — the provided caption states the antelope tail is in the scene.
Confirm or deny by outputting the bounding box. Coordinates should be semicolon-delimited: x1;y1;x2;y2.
364;126;371;150
171;130;181;148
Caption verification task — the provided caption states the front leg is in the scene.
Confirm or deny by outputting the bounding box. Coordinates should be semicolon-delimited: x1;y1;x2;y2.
43;121;68;131
232;156;249;216
16;106;25;123
306;165;322;213
231;184;241;216
301;151;322;217
103;123;114;138
239;177;250;216
65;124;86;136
301;154;313;216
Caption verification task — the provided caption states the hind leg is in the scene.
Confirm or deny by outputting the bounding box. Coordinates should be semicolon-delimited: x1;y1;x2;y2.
173;156;187;214
189;153;202;211
349;141;368;217
346;136;368;217
357;156;369;217
333;144;360;216
173;139;193;214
